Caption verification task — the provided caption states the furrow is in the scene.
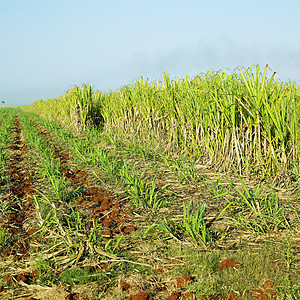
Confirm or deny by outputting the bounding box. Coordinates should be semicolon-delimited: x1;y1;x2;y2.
1;116;37;261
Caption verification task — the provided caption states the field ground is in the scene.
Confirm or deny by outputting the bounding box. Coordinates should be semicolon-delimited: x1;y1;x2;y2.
0;107;299;300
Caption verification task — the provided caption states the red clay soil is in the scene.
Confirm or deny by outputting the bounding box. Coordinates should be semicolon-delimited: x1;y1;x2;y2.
1;116;37;263
167;291;182;300
250;280;277;299
168;276;197;300
177;276;192;288
1;117;95;300
35;126;136;237
65;292;96;300
167;291;240;300
127;291;153;300
120;280;132;291
251;288;276;299
218;258;240;272
3;270;40;286
167;276;242;300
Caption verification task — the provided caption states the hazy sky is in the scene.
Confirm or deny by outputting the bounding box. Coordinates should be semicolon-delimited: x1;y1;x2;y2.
1;0;299;105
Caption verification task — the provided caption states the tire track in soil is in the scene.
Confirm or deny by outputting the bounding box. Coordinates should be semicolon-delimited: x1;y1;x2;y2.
1;115;40;288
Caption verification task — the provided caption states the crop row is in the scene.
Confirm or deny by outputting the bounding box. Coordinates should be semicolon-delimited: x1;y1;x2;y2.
26;111;297;239
22;65;300;185
1;109;299;299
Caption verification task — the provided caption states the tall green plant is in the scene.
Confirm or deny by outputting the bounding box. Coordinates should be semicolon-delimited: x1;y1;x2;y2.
22;65;300;184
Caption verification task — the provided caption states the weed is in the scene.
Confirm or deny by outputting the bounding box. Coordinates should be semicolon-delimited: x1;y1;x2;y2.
144;216;182;242
60;267;105;285
181;200;212;245
229;178;289;233
120;167;169;211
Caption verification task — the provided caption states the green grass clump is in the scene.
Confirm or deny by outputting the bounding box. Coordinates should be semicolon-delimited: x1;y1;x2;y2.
60;268;106;285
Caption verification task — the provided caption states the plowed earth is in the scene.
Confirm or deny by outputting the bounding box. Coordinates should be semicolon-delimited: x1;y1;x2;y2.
36;127;136;238
0;113;298;299
2;116;36;262
0;116;98;299
0;116;42;298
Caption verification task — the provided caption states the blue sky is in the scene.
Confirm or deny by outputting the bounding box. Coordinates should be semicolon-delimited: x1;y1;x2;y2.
1;0;299;105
